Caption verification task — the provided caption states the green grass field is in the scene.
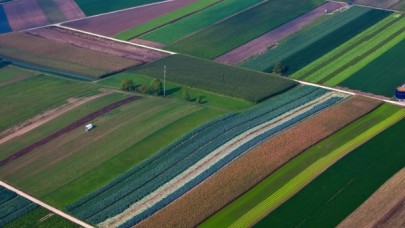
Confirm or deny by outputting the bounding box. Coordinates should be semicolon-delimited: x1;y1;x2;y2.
242;7;389;74
115;0;222;40
74;0;162;16
255;117;405;228
4;207;78;228
97;71;253;111
131;54;297;103
0;65;37;86
338;38;405;97
166;0;324;59
0;92;128;161
0;74;99;133
202;104;405;228
139;0;263;45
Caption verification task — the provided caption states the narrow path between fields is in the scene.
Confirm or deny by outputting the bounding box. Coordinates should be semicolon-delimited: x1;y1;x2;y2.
0;181;93;228
326;0;404;13
0;90;113;145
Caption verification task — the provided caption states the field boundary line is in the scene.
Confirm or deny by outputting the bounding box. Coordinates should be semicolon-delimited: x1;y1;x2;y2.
54;25;176;55
0;181;94;228
326;0;404;14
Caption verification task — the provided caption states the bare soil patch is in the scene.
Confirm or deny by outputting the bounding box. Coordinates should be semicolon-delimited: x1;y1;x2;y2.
339;167;405;228
63;0;197;37
53;0;85;21
27;26;168;64
3;0;48;31
216;2;344;64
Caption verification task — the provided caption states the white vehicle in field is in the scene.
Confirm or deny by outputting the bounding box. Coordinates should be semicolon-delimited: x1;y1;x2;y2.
85;124;94;132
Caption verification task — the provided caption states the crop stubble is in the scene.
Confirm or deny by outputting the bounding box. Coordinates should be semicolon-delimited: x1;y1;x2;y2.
135;96;381;228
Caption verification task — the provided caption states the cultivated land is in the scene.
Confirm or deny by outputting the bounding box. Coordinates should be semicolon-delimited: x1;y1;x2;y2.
212;104;404;228
0;6;11;33
67;86;346;227
139;0;263;45
0;32;140;78
338;167;405;228
0;74;99;136
137;95;381;228
114;0;222;40
242;7;389;74
132;54;297;103
256;117;405;228
64;0;197;37
0;64;38;87
73;0;162;16
216;1;345;64
167;0;325;59
339;0;405;11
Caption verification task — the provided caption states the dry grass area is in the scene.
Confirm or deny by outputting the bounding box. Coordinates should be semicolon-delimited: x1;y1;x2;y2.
135;96;381;228
0;32;139;78
339;167;405;228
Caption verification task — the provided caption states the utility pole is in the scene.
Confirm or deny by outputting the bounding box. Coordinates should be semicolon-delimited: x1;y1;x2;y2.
163;65;166;97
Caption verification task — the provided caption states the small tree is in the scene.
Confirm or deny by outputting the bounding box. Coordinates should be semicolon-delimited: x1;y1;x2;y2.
196;96;204;104
120;78;134;91
138;84;149;94
183;88;190;101
150;78;163;96
272;63;286;75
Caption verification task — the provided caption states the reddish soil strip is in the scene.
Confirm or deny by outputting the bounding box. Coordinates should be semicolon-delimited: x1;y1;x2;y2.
0;95;140;167
130;38;165;49
0;90;113;146
339;168;405;228
63;0;198;37
135;96;381;228
53;0;85;21
3;0;49;31
27;26;168;64
215;2;345;64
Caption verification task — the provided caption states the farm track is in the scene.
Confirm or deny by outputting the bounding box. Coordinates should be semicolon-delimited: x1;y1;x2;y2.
0;90;113;145
0;95;140;166
215;2;345;64
0;181;93;228
327;0;404;13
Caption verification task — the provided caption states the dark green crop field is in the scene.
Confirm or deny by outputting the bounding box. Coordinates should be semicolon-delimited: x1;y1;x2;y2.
74;0;162;16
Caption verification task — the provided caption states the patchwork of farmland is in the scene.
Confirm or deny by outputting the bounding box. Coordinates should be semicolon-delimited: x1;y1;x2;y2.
0;1;404;227
242;7;390;74
67;86;347;227
0;186;76;227
166;0;325;59
255;116;405;227
0;31;143;79
132;54;297;103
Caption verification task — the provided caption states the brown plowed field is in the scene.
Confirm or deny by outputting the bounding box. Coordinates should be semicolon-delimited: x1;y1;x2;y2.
54;0;85;21
0;32;139;78
27;26;168;63
0;96;140;166
339;167;405;228
3;0;48;31
136;96;381;228
215;2;344;64
63;0;197;37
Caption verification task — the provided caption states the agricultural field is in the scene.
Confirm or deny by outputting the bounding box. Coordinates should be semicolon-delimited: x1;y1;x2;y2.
139;0;264;45
73;0;163;16
339;0;405;11
203;104;404;227
0;74;99;136
0;31;142;79
0;64;38;87
137;95;382;228
242;6;389;74
132;54;297;103
255;117;405;227
66;86;346;227
64;0;198;37
1;0;84;32
166;0;325;59
114;0;221;40
292;13;405;97
0;6;11;33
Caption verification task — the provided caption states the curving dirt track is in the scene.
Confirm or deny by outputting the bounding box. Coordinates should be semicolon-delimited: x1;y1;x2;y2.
215;1;345;65
0;95;140;167
3;0;48;31
27;26;168;63
63;0;198;37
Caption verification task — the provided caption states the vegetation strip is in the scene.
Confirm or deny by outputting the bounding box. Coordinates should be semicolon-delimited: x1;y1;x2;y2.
255;116;405;227
0;96;140;166
338;167;405;228
137;96;381;228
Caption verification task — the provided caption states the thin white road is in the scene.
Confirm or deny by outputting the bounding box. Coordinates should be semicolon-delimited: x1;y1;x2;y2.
0;181;94;228
326;0;404;13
